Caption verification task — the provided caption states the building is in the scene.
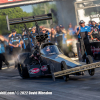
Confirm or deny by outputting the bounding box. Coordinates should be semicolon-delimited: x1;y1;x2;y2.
56;0;100;28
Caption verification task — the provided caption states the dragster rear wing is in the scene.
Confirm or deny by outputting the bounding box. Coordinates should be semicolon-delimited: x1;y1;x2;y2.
52;62;100;81
6;13;52;31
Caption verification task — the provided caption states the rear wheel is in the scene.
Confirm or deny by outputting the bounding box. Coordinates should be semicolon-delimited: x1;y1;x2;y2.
50;63;55;81
61;61;69;81
18;64;29;79
86;55;95;76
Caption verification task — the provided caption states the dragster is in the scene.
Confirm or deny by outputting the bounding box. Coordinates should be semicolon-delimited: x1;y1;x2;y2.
6;13;100;81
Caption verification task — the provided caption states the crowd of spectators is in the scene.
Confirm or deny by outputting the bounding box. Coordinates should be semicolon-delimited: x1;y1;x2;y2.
36;21;100;44
33;23;77;45
30;23;78;56
30;20;100;56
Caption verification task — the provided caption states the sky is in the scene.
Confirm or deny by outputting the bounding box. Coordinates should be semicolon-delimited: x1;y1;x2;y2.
20;5;33;13
20;2;55;13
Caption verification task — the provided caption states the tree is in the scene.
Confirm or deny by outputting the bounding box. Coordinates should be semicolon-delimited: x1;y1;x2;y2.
0;2;57;35
32;2;57;27
0;7;33;35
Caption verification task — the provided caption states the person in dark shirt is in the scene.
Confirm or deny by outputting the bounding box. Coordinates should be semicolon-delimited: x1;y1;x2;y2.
90;21;100;40
41;27;55;43
0;35;9;70
9;29;22;57
50;28;56;44
56;26;63;49
40;29;49;43
88;21;92;27
30;27;37;45
21;30;34;52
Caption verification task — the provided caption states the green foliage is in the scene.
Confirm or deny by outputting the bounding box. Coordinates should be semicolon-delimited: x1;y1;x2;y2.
0;7;33;35
0;2;57;35
0;15;7;34
32;2;57;26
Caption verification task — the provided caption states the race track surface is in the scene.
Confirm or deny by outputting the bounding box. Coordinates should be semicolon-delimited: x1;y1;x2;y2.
0;61;100;100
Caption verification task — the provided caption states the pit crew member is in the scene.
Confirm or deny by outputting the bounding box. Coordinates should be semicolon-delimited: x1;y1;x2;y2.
20;30;34;52
76;20;92;62
9;29;22;56
91;21;100;41
0;35;9;70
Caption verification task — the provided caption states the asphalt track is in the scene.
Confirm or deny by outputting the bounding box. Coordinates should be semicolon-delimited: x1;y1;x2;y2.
0;60;100;100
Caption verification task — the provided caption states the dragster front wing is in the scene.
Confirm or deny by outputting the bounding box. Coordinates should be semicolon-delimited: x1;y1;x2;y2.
52;62;100;81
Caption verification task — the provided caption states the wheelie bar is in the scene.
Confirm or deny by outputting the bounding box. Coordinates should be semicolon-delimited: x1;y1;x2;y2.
53;62;100;78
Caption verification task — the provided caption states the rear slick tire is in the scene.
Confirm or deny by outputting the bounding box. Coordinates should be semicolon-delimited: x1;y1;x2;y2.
86;55;95;76
61;61;69;81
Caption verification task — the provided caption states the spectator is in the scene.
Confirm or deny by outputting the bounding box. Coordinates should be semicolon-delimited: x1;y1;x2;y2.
42;27;55;43
62;31;67;55
41;28;51;43
88;21;92;27
30;27;37;45
42;29;47;34
31;27;36;34
59;25;67;34
74;25;78;35
67;23;74;35
56;26;63;49
91;21;100;40
50;28;56;44
56;26;62;34
98;23;100;34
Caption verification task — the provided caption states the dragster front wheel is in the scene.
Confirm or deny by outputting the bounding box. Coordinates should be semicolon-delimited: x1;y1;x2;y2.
86;55;95;76
18;64;29;79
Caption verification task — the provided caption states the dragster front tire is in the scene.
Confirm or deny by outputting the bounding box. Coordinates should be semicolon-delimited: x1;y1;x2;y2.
86;55;95;76
18;64;29;79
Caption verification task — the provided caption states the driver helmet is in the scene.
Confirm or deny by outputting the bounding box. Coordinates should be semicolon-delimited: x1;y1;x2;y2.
46;46;51;52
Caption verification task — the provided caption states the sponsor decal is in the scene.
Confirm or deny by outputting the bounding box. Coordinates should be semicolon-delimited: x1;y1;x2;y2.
41;65;48;71
91;46;100;55
29;68;40;74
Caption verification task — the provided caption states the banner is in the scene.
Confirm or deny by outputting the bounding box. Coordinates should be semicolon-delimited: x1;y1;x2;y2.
0;0;25;4
0;0;52;9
